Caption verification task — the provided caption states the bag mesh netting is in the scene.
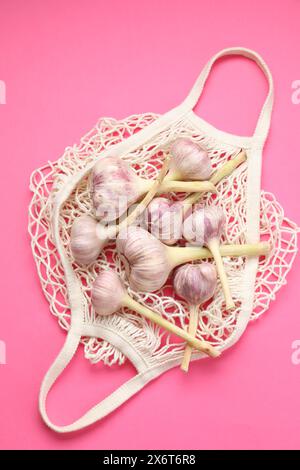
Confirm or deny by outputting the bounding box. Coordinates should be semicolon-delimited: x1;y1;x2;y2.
28;113;299;366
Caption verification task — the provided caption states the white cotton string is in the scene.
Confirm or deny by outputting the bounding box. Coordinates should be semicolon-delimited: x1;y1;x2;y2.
28;112;299;367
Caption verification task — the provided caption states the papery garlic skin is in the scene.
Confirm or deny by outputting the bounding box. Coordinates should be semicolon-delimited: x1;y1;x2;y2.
116;226;171;292
145;197;184;245
174;263;217;305
91;157;142;222
91;269;125;315
183;205;225;246
183;205;233;310
116;225;268;294
91;269;220;358
170;138;212;181
70;215;107;265
91;155;216;223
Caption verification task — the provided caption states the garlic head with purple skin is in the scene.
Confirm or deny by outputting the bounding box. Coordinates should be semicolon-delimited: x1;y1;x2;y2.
116;226;270;293
145;197;185;245
174;262;218;372
91;156;216;222
91;269;126;315
174;263;217;306
71;156;171;265
183;205;225;247
70;215;114;265
91;268;220;358
183;205;234;310
168;138;213;181
116;226;171;292
91;157;142;222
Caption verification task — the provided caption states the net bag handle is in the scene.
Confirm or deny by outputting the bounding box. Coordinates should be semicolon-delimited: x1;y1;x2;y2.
39;47;274;433
182;47;274;144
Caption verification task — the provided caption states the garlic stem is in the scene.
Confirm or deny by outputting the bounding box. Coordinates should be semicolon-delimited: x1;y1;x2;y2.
210;150;247;185
181;304;199;372
208;238;234;310
72;158;171;266
183;150;247;210
118;156;171;232
143;179;216;194
166;242;270;269
123;295;219;358
163;168;182;182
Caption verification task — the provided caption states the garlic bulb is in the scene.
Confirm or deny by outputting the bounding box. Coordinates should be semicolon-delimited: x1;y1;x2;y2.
183;149;247;208
183;205;234;309
145;197;185;245
116;226;270;293
168;138;213;181
70;215;116;265
71;151;248;265
145;150;248;245
183;205;225;246
91;156;215;222
71;156;171;265
91;157;141;222
116;226;170;292
91;269;125;315
91;269;220;357
174;262;217;372
174;263;217;305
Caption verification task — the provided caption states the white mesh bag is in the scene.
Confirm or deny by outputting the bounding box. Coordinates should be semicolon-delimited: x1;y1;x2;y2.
29;47;298;433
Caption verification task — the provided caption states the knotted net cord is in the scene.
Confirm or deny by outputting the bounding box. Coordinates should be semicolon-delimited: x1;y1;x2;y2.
28;113;299;366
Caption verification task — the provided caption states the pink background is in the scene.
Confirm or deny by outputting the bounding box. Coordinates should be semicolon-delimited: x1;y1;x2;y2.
0;0;299;450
